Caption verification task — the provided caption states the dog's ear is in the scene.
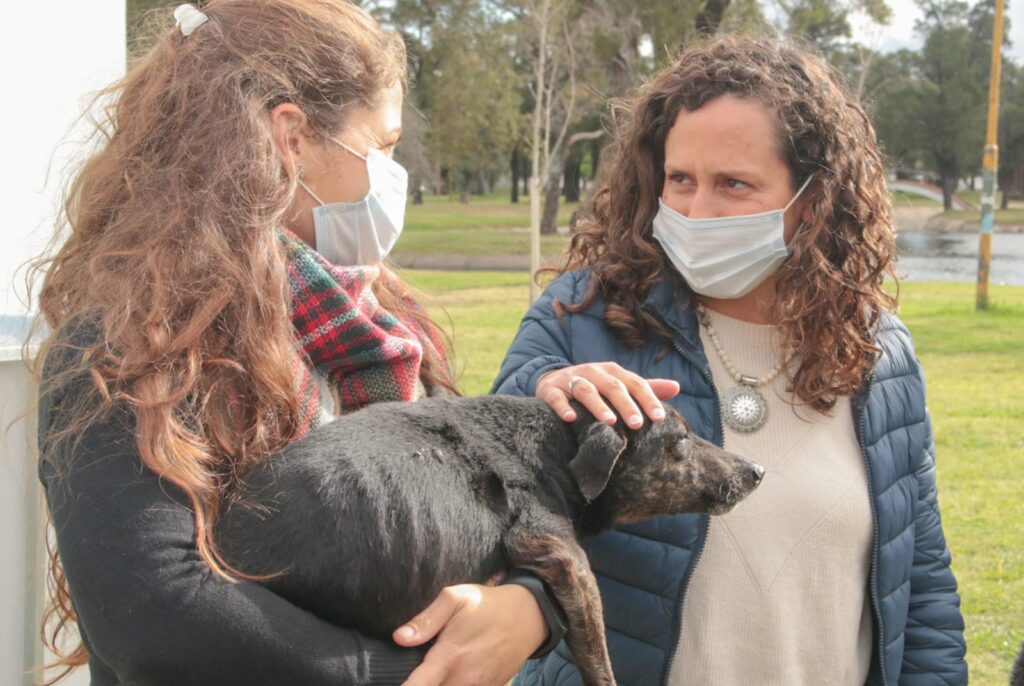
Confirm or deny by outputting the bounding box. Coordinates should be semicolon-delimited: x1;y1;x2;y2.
569;422;627;502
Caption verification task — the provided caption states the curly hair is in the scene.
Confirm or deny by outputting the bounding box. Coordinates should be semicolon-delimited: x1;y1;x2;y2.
557;34;898;413
28;1;455;681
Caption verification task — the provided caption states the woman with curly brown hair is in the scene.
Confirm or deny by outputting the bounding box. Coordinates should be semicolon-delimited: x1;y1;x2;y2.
494;35;967;685
33;1;567;684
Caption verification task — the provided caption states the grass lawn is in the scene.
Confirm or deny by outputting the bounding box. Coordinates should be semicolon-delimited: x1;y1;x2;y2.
399;269;1024;685
936;189;1024;225
395;193;578;255
891;190;942;208
944;207;1024;225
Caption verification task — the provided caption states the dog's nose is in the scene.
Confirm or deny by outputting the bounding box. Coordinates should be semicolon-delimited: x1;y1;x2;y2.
751;463;765;483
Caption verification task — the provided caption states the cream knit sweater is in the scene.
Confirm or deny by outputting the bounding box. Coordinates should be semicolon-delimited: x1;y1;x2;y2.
668;308;874;686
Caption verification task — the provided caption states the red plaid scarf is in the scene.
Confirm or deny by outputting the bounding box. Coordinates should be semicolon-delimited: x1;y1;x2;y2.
278;228;447;437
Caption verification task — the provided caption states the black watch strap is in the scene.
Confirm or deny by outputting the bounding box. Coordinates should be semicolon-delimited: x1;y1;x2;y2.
500;568;569;659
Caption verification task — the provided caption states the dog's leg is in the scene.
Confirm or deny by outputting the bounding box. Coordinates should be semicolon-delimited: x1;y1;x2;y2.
504;512;614;686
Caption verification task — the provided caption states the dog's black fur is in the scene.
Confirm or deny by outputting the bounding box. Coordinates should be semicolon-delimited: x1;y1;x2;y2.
216;395;762;685
1011;640;1024;686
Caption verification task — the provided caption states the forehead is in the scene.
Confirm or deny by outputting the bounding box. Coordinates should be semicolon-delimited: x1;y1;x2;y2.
343;81;403;137
374;81;403;130
663;94;785;172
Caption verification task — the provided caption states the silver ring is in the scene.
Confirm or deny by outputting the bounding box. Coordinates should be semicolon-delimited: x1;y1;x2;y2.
567;375;586;395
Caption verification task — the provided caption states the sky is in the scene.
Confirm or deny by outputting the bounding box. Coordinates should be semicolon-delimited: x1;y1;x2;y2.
850;0;1024;61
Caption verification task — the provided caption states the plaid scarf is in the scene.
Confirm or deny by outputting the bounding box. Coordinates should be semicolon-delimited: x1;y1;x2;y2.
278;228;446;437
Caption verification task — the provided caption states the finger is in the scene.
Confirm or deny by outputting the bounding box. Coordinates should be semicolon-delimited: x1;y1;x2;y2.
589;370;646;428
401;645;454;686
540;383;577;422
570;374;618;425
615;375;679;424
394;588;461;647
649;378;681;401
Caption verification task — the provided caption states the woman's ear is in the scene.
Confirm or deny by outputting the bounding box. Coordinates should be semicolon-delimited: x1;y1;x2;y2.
268;103;310;178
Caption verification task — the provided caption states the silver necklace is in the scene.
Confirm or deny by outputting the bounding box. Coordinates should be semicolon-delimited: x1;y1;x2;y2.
696;303;790;434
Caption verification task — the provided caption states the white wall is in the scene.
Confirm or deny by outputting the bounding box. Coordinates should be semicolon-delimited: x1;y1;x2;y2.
1;2;124;685
2;2;126;317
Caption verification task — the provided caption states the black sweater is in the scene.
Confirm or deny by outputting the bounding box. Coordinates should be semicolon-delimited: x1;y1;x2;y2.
38;344;426;685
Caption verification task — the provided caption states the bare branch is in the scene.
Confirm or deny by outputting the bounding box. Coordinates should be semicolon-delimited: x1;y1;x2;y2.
568;129;604;146
550;16;578;165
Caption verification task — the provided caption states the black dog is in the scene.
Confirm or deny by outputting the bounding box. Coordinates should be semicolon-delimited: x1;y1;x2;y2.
1012;640;1024;686
216;395;763;685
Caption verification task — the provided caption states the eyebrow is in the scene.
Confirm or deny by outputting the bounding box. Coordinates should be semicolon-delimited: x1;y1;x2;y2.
664;163;762;180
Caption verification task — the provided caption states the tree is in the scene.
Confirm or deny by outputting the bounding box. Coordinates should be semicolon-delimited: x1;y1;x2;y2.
997;60;1024;207
780;0;891;57
909;0;990;209
863;49;925;171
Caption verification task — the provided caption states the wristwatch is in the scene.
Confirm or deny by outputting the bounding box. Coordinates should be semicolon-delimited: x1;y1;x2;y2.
499;568;569;659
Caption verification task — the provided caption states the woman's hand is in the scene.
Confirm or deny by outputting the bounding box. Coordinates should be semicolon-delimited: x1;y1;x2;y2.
394;583;547;686
537;363;680;429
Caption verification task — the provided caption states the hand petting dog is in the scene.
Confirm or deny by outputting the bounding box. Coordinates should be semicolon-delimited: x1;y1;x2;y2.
536;363;680;429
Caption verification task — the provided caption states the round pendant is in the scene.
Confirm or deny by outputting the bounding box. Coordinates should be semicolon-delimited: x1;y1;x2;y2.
721;384;768;433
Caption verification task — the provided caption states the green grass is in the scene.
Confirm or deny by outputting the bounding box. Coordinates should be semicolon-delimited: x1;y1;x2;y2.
944;207;1024;225
395;194;578;255
398;270;1024;685
891;190;943;208
891;282;1024;685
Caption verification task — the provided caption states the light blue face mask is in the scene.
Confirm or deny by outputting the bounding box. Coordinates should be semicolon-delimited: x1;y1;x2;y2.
298;137;408;266
651;175;813;299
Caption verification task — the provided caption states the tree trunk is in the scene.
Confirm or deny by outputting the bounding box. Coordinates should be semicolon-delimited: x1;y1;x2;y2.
940;174;956;212
410;174;424;205
511;145;521;204
459;169;471;204
695;0;731;35
563;151;582;202
589;138;602;180
540;165;562;235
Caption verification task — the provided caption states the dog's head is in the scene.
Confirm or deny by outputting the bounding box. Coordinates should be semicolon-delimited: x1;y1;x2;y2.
569;401;763;520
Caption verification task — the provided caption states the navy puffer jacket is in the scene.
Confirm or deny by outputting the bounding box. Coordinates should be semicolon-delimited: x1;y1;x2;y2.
492;270;967;686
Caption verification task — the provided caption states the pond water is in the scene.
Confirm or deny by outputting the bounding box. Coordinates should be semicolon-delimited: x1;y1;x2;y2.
895;231;1024;286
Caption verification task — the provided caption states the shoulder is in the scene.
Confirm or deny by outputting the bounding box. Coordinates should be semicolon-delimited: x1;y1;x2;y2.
872;310;922;383
539;268;607;319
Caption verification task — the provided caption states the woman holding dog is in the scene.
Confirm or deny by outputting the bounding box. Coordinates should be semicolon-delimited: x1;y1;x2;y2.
495;35;968;685
33;1;564;684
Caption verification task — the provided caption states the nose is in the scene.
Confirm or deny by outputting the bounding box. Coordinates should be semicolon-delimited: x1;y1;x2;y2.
751;463;765;483
686;187;721;219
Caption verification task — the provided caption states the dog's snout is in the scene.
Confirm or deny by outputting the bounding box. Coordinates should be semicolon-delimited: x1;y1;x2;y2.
751;463;765;483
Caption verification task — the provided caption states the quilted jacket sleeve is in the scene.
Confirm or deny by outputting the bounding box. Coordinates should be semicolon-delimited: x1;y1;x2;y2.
899;368;968;685
491;273;581;397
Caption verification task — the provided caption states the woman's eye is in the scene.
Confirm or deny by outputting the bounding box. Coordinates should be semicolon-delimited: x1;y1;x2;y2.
669;173;691;186
726;178;749;189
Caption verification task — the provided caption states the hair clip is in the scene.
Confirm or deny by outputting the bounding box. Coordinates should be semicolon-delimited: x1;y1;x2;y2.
174;4;209;37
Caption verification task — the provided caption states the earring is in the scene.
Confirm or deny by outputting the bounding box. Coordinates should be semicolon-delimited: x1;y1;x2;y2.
296;163;305;179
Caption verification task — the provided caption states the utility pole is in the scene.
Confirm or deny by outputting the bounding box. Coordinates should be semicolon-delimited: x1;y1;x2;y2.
976;0;1005;310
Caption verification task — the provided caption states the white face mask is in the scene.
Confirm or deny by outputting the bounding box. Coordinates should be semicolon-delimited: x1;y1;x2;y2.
651;175;812;299
298;137;408;266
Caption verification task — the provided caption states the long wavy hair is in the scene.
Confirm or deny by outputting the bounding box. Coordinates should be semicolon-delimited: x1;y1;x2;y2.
29;1;456;681
558;34;897;413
